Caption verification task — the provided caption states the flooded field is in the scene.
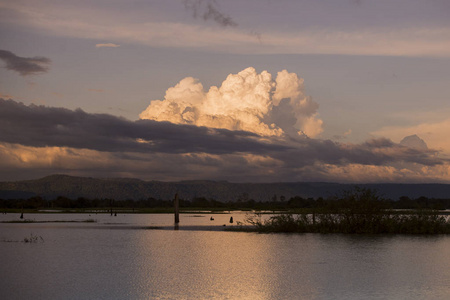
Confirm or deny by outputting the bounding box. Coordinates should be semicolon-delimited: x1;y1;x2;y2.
1;213;449;299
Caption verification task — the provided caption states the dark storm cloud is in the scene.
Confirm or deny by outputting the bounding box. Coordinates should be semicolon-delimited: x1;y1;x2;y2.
277;137;443;168
0;99;444;169
184;0;237;27
0;99;285;154
0;50;51;76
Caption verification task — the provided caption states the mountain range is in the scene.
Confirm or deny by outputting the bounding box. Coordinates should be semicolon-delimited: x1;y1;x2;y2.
1;174;450;201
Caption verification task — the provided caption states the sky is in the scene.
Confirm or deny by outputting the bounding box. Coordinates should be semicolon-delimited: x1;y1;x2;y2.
1;0;450;183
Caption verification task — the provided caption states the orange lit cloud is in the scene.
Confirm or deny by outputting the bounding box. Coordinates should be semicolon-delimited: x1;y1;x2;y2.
1;141;449;183
95;43;120;48
140;67;323;138
0;93;14;99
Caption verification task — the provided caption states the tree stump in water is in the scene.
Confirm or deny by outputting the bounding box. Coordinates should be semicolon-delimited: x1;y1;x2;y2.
174;193;180;224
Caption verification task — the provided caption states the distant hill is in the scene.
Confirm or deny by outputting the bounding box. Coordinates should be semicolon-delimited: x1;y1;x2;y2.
1;174;450;201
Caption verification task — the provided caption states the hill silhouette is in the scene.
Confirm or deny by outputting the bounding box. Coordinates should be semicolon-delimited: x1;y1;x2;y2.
1;174;450;201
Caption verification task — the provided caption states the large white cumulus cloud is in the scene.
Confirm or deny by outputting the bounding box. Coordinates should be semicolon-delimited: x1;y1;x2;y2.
139;67;323;137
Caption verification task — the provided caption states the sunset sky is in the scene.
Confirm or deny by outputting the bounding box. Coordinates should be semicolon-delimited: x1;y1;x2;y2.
1;0;450;182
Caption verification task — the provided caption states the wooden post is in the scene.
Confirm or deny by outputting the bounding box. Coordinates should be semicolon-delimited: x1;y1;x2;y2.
174;193;180;224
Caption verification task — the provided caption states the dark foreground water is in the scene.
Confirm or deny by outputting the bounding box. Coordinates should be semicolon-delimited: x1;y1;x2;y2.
1;213;449;300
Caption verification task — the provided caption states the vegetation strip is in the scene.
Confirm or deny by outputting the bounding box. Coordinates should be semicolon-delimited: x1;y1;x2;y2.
231;189;450;234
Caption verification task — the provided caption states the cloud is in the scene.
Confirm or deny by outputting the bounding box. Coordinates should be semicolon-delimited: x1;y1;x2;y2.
372;118;450;156
297;162;450;184
400;135;428;151
0;93;14;99
0;49;50;76
0;138;448;183
95;43;120;48
140;67;323;138
184;0;237;27
251;137;443;177
0;98;285;155
3;2;450;57
332;129;352;141
1;98;448;182
0;143;281;182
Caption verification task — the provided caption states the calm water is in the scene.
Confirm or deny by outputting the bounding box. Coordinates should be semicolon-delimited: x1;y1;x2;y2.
1;213;449;300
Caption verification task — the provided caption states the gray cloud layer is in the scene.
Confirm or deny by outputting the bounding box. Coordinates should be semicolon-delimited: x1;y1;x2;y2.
0;99;443;170
0;50;51;76
0;99;285;155
275;137;442;168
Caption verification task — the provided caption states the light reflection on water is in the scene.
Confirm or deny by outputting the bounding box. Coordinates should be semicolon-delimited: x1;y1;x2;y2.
0;213;449;300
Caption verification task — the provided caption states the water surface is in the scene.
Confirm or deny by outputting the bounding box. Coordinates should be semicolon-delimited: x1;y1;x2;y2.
1;213;449;299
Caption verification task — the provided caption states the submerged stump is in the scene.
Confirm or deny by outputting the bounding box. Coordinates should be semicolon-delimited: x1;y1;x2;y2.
174;193;180;224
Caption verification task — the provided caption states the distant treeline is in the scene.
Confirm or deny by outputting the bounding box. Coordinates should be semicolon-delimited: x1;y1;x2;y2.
239;189;450;234
1;191;450;210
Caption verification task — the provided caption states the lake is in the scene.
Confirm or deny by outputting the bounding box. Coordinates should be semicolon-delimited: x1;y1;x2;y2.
1;212;449;299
